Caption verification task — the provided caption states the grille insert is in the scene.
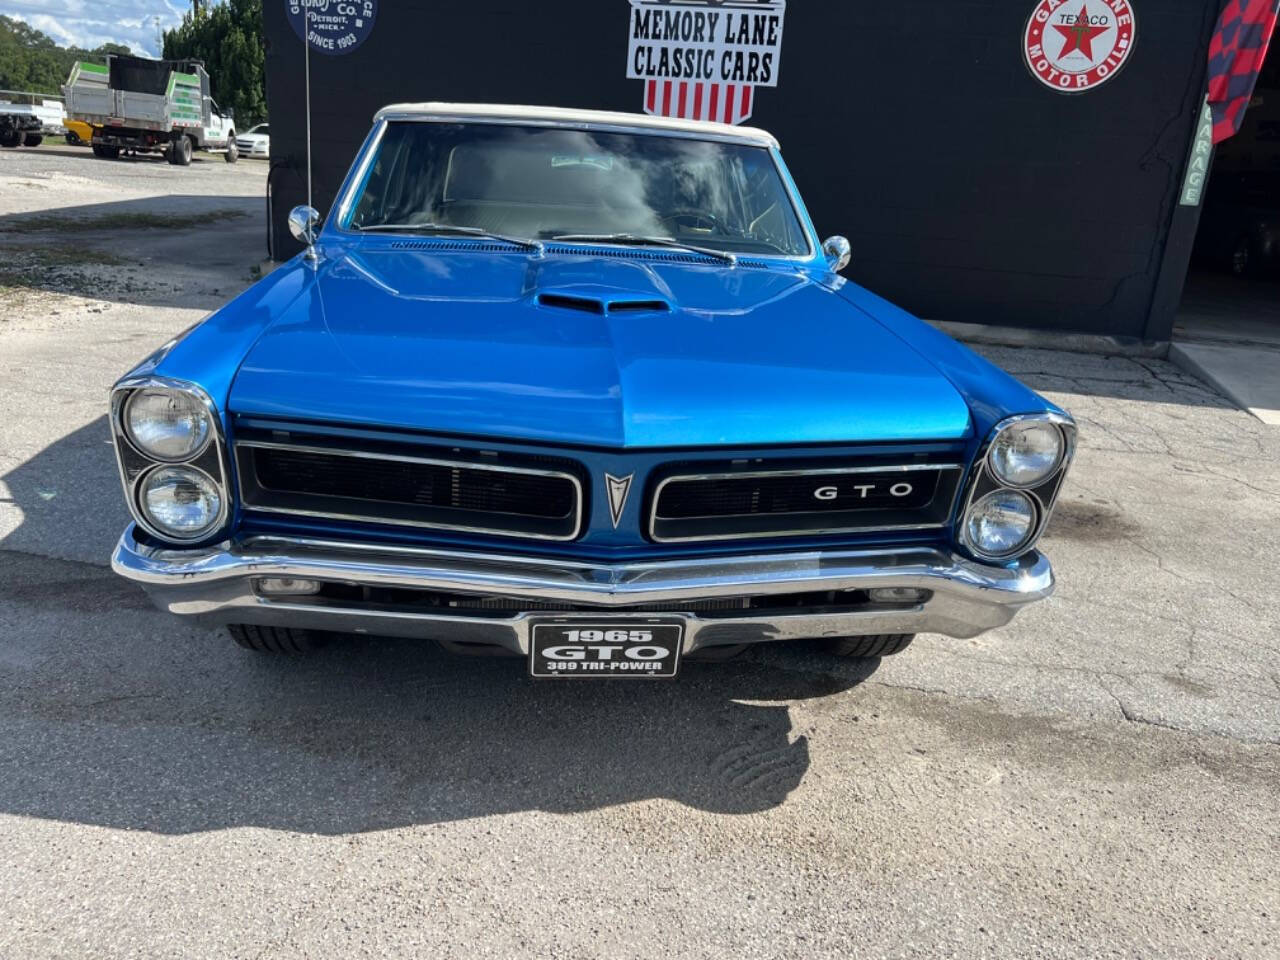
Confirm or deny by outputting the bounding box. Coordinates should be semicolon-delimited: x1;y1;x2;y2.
236;441;584;541
649;463;963;543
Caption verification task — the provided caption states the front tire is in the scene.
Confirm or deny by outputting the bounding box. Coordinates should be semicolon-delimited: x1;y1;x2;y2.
228;623;324;654
821;634;914;658
224;134;237;163
0;128;21;148
23;133;42;147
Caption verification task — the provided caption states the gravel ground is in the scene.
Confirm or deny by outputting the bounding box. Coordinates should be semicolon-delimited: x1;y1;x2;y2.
0;146;1276;959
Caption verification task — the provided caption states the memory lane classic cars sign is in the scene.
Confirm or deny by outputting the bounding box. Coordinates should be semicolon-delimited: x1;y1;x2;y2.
627;0;787;124
1023;0;1137;93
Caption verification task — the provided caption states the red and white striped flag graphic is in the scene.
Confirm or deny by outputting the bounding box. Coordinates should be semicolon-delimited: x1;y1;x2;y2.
644;79;755;125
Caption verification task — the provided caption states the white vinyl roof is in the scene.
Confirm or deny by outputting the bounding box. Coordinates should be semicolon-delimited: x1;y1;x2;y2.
372;102;779;148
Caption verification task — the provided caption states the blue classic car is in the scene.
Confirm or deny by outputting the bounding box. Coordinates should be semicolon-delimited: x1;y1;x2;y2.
110;103;1074;675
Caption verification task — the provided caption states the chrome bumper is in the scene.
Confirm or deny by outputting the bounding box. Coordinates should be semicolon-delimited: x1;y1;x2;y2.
111;525;1054;655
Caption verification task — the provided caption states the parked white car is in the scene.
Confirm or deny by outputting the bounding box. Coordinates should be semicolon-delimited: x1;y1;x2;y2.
234;122;269;159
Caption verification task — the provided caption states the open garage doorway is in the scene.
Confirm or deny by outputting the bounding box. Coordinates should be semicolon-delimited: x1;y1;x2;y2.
1173;32;1280;423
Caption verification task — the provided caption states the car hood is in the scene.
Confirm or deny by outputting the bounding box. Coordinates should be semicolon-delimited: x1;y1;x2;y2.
228;247;973;447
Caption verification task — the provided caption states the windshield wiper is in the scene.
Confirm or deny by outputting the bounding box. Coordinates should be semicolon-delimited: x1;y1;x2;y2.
358;222;544;254
550;233;737;266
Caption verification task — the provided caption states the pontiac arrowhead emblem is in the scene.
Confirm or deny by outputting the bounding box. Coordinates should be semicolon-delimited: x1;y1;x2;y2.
605;473;634;528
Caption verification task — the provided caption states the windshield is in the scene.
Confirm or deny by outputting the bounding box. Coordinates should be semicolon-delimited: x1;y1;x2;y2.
345;121;811;257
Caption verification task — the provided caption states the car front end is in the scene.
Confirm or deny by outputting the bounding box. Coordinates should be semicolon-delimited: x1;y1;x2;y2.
234;127;269;158
109;104;1074;673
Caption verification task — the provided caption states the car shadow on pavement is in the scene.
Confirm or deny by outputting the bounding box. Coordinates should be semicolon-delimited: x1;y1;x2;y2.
0;419;880;834
0;567;880;834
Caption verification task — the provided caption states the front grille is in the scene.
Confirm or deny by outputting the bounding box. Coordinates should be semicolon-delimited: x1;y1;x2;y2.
649;463;963;543
235;441;584;541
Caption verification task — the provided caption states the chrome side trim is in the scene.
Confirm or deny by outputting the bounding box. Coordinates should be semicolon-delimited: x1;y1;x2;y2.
112;526;1055;648
648;463;964;544
109;376;232;544
234;439;586;543
957;412;1077;562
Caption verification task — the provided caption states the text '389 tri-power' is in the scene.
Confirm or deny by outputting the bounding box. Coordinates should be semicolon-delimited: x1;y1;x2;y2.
109;103;1074;678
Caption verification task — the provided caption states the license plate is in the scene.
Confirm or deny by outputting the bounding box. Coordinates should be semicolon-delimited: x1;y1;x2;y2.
529;620;684;679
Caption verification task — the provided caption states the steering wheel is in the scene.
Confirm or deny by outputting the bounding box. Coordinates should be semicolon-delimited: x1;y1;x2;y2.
659;210;723;234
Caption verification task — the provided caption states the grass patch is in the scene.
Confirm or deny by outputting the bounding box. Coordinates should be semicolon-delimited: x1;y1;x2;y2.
0;243;127;267
0;208;249;233
0;243;131;301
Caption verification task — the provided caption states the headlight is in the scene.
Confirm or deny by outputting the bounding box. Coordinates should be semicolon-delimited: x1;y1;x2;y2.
965;489;1036;558
139;466;223;539
988;420;1063;488
124;388;211;461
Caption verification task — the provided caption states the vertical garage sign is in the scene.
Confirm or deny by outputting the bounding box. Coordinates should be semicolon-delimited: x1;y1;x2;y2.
626;0;787;124
288;0;377;54
1023;0;1136;93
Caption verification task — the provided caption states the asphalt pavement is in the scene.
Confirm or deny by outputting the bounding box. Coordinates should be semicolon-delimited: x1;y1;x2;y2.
0;144;1276;959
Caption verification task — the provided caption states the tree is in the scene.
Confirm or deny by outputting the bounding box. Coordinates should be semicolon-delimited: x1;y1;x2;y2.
0;15;130;94
163;0;266;126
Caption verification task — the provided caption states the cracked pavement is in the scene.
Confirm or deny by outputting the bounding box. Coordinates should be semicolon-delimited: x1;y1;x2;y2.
0;149;1277;958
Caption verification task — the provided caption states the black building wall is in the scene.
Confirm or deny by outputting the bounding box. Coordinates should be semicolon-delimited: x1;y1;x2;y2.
264;0;1222;341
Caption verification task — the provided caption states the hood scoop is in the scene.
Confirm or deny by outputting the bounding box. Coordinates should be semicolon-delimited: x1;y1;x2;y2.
536;291;671;316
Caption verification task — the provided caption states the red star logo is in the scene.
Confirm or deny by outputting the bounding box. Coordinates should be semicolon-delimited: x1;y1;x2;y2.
1053;4;1109;60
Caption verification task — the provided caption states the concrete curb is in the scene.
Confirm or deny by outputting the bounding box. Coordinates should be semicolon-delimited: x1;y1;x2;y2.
1169;341;1280;426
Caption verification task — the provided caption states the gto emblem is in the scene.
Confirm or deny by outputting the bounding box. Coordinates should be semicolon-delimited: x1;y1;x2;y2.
605;473;634;528
814;482;914;501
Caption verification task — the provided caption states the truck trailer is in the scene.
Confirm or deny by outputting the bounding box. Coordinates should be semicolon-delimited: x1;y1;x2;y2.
64;55;237;165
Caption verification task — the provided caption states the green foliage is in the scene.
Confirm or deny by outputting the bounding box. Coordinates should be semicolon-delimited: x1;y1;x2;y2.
163;0;266;127
0;15;128;94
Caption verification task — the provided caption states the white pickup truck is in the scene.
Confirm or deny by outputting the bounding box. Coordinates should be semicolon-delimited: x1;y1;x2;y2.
0;91;66;148
64;55;237;165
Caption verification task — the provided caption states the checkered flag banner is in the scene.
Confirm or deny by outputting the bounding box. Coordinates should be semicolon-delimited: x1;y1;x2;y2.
1207;0;1280;143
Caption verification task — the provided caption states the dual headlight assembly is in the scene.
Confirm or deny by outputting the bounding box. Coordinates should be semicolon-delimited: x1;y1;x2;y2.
960;416;1074;562
111;381;227;542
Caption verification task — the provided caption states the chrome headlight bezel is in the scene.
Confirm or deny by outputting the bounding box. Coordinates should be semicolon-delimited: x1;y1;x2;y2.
959;412;1075;563
986;419;1065;489
110;376;232;545
123;387;213;463
136;463;227;541
964;488;1038;559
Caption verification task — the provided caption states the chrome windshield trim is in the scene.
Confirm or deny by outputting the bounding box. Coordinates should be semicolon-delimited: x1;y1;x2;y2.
648;463;964;543
330;117;817;263
233;439;585;543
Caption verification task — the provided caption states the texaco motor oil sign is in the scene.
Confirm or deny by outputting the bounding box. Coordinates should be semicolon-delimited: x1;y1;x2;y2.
627;0;787;124
1023;0;1136;93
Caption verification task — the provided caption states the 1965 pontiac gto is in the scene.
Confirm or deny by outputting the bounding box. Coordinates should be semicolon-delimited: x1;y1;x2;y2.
110;103;1074;677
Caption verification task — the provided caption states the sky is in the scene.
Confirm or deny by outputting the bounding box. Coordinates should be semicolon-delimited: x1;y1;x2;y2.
0;0;188;59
